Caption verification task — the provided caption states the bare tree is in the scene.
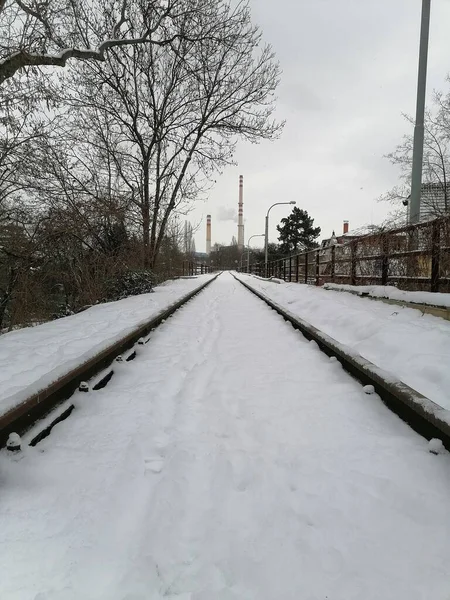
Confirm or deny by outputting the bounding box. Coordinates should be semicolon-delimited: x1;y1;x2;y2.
0;0;284;329
0;0;206;85
381;94;450;220
0;97;53;219
61;0;283;268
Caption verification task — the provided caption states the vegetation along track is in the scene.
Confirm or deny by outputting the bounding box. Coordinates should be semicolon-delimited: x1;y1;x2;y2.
234;273;450;449
0;274;220;449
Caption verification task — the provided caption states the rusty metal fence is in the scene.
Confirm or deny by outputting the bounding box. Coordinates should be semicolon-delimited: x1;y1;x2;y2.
243;216;450;293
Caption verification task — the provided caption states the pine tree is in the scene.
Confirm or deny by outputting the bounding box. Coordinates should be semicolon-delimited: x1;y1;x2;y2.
277;208;321;254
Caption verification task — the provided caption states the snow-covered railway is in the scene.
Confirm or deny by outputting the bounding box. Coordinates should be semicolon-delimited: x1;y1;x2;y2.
234;274;450;448
0;274;219;450
1;272;450;599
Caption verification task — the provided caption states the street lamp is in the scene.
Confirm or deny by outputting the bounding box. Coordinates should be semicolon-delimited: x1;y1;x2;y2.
264;201;296;277
246;234;265;273
409;0;431;224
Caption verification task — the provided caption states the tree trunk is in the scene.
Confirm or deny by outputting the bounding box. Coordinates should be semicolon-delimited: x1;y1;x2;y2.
142;164;151;269
0;267;18;330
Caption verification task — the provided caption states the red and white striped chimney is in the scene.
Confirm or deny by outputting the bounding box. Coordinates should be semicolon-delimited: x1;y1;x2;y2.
343;220;349;235
206;214;211;255
238;175;244;251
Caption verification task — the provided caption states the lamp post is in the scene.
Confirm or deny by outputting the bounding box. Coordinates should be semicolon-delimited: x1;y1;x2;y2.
264;201;296;277
409;0;431;224
246;234;265;273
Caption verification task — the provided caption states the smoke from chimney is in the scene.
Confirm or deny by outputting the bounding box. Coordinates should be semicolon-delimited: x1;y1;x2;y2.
343;220;349;235
206;214;211;255
237;175;244;252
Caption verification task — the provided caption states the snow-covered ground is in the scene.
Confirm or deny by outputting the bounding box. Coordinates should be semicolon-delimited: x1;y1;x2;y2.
237;274;450;411
324;283;450;308
1;272;450;599
0;274;215;418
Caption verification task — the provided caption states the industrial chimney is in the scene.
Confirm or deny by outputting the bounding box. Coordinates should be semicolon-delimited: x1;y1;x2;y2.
206;214;211;255
343;220;349;235
237;175;244;252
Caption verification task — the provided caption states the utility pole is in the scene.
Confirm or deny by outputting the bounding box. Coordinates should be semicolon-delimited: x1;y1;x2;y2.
246;234;265;273
264;202;296;277
409;0;431;224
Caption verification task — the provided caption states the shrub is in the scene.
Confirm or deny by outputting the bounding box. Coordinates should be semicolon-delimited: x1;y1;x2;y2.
105;269;155;301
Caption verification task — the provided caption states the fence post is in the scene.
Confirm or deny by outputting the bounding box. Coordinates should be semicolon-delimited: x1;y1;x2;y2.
431;220;441;292
381;235;389;286
330;245;336;282
304;252;309;284
289;256;292;282
295;255;299;283
282;259;286;281
315;250;320;286
351;242;357;285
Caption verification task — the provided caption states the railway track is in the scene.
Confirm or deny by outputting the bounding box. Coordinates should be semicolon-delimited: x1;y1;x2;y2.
233;273;450;449
0;273;219;449
3;269;449;452
2;271;449;599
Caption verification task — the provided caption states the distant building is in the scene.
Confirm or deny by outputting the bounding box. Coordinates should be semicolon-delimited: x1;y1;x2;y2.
194;252;208;262
419;182;450;221
318;220;409;279
320;221;363;249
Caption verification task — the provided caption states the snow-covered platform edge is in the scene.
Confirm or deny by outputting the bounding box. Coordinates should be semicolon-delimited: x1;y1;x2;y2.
0;274;219;446
234;274;450;447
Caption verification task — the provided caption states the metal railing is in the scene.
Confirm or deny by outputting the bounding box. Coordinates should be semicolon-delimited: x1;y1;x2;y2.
242;216;450;293
181;261;214;276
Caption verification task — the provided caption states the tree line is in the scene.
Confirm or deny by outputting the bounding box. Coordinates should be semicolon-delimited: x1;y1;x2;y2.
0;0;283;330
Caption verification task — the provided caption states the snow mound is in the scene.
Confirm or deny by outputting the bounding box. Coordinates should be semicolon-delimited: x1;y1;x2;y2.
6;432;21;451
428;438;445;455
363;385;375;395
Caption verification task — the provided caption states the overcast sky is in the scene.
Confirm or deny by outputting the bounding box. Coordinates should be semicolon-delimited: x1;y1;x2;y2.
190;0;450;253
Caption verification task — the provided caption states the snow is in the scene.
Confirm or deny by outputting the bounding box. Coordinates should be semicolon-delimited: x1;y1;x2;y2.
0;274;215;419
1;272;450;599
429;438;445;455
238;274;450;411
6;432;21;451
363;384;375;394
324;283;450;309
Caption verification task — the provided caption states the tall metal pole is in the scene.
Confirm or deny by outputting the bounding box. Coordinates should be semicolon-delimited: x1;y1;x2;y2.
264;201;296;278
247;234;265;273
409;0;431;224
238;175;244;251
264;215;269;276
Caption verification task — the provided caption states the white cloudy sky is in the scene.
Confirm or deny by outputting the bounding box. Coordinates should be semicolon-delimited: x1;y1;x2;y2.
189;0;450;252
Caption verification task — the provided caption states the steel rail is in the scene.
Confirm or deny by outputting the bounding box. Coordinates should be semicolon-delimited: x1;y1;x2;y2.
0;274;220;448
234;274;450;449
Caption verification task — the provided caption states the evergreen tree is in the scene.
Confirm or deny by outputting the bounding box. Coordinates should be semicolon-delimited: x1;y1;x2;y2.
277;207;321;254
